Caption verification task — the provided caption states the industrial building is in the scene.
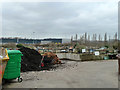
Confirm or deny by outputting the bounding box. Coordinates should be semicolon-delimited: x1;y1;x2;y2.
0;38;69;44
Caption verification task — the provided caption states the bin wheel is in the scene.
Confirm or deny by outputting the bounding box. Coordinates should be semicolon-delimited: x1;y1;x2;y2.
2;79;6;85
18;77;22;82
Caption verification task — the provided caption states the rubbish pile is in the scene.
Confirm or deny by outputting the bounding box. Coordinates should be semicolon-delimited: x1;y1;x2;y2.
19;47;61;72
42;52;61;65
41;52;61;70
19;47;42;72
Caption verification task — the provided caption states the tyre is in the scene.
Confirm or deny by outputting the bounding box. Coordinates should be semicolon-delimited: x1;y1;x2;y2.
18;77;22;82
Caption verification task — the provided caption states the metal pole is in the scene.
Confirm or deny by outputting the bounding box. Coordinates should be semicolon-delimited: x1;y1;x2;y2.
33;32;35;44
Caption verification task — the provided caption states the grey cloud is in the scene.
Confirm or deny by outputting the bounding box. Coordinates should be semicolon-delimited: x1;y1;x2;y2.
2;2;118;39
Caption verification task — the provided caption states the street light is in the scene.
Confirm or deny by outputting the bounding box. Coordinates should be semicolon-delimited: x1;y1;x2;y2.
33;32;35;44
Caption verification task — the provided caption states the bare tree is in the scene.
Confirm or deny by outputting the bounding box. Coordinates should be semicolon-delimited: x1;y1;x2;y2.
85;32;87;42
109;35;111;42
104;33;107;42
104;33;107;45
92;34;95;41
99;34;101;41
94;34;97;41
80;35;84;44
75;34;78;41
88;34;90;41
115;32;117;41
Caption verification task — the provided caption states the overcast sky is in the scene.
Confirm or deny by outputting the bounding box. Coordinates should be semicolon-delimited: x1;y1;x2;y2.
2;1;118;39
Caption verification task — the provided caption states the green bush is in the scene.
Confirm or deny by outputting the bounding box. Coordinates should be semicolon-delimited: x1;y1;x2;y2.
16;44;24;48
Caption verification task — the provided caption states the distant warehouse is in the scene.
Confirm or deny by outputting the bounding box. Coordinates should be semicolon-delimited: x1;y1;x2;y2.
0;38;70;44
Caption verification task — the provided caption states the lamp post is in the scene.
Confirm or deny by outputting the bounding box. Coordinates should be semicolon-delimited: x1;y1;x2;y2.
33;32;35;44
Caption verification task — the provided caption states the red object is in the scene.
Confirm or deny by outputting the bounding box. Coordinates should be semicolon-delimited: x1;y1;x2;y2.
41;63;44;67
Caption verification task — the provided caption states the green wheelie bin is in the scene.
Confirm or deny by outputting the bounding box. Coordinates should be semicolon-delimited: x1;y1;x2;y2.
3;50;23;82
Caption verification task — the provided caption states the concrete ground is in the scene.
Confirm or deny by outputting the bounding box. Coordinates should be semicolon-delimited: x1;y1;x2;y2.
3;60;118;88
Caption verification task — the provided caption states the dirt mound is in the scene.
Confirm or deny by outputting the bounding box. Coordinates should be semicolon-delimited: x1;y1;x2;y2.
19;47;42;72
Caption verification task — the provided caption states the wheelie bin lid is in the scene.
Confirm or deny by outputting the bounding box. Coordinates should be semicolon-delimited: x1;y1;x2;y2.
7;50;23;55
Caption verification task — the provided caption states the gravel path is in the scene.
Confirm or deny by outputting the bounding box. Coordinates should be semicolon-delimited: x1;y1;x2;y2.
3;60;118;88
